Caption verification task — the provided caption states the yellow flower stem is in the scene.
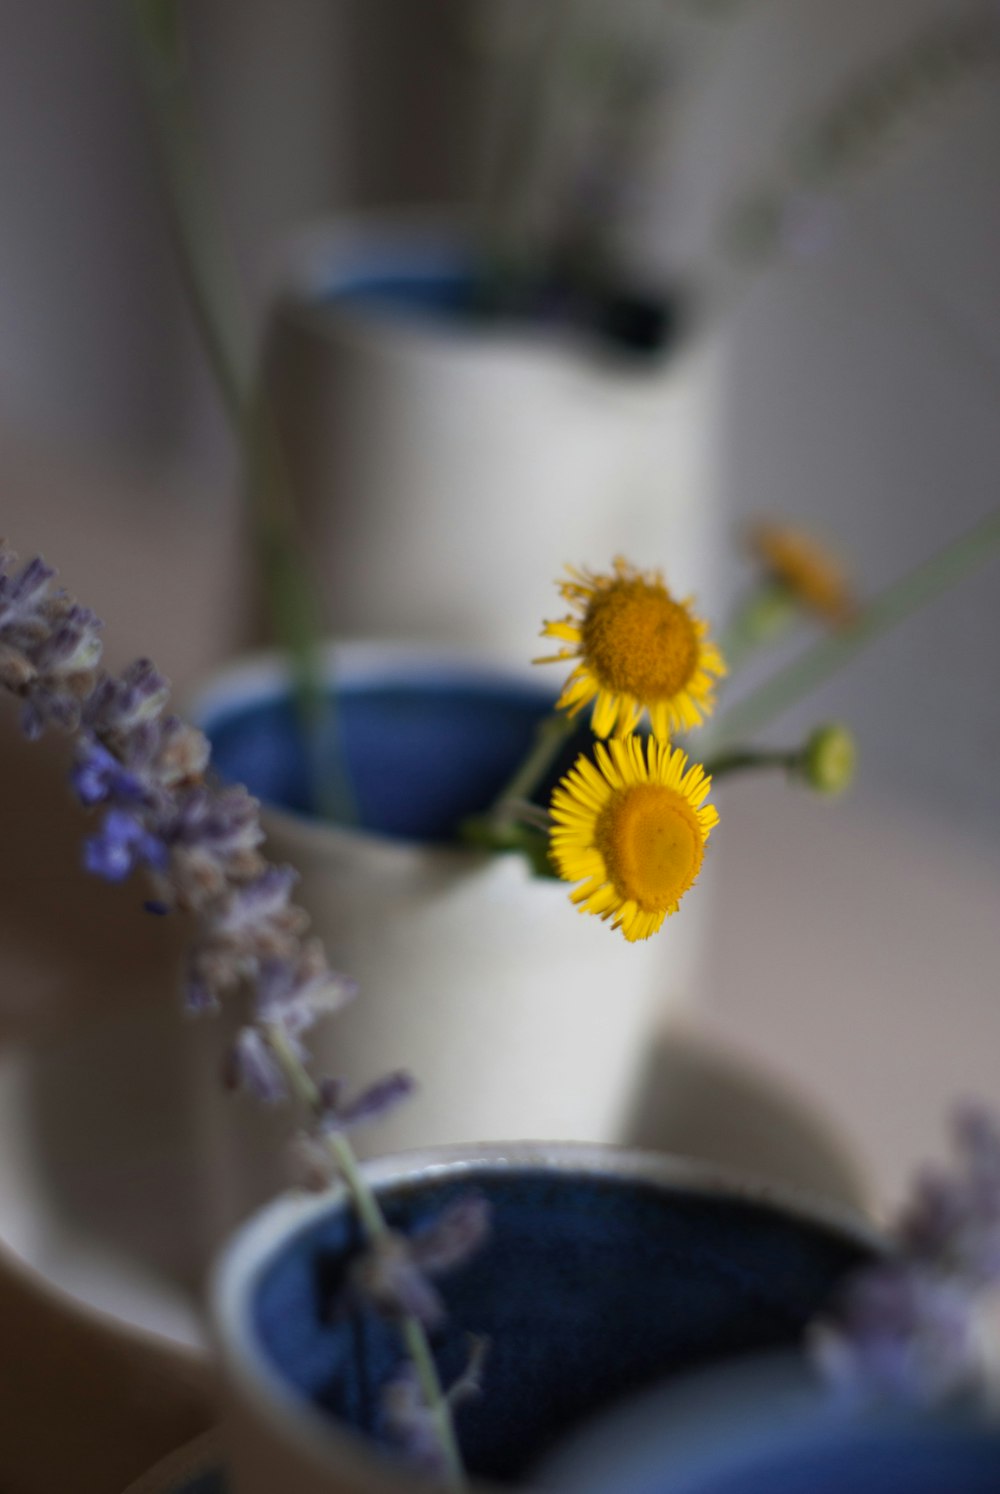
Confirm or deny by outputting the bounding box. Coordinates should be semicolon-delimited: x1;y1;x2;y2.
713;503;1000;745
262;1024;467;1492
129;0;355;827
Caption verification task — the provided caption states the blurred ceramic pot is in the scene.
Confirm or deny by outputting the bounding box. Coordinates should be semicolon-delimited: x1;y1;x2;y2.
211;1143;875;1494
262;212;721;665
539;1350;1000;1494
191;644;713;1234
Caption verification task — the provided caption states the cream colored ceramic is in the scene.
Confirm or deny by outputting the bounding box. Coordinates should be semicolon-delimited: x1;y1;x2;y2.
188;643;712;1241
264;212;722;665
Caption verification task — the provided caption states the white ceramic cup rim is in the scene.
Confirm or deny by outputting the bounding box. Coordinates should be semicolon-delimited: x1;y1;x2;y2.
187;639;555;864
211;1140;880;1494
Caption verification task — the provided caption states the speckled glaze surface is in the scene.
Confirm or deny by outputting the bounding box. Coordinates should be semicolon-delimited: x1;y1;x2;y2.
213;1144;878;1494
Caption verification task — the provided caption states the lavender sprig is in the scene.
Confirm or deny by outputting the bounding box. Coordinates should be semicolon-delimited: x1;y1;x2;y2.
0;542;475;1489
812;1102;1000;1407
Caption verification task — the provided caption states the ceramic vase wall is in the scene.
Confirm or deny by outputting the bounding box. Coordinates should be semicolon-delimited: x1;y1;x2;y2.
263;214;723;666
191;645;712;1242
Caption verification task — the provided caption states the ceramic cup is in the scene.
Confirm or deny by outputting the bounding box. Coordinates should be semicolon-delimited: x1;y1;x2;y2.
211;1142;876;1494
263;211;722;665
190;643;714;1237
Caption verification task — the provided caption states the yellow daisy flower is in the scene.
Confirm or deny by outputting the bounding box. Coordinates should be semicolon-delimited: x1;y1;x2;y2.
536;558;726;740
549;735;718;942
749;521;856;627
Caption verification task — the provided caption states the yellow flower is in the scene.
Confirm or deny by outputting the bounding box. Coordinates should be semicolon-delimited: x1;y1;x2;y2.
549;735;718;942
749;521;856;627
536;558;726;739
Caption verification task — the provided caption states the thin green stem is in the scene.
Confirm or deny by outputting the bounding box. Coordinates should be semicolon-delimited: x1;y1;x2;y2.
493;711;576;817
716;581;798;674
129;0;355;824
263;1025;465;1490
714;503;1000;744
703;746;797;780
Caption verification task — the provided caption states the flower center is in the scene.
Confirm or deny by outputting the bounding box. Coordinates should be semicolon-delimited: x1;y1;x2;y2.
581;580;699;700
596;783;704;912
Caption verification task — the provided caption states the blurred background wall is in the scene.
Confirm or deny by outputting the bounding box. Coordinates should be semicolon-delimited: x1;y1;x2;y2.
1;0;998;845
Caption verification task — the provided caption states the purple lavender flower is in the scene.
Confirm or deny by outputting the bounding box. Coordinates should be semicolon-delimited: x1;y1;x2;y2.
0;551;104;740
0;546;480;1470
813;1102;1000;1408
83;807;168;883
352;1233;451;1329
72;738;146;807
899;1104;1000;1287
224;1027;288;1104
318;1071;416;1134
813;1263;978;1407
84;657;169;736
383;1339;488;1473
382;1364;448;1473
348;1194;492;1328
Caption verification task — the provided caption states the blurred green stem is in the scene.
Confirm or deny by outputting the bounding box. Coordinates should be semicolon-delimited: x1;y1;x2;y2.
702;745;797;780
129;0;353;823
714;503;1000;744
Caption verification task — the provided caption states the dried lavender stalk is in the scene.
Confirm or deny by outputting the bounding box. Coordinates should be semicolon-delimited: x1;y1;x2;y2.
0;543;479;1487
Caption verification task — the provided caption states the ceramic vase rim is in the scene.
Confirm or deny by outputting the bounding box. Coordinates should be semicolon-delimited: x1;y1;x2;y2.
211;1140;881;1494
187;639;559;870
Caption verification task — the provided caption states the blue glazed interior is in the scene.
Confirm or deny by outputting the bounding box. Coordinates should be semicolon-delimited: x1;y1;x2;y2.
202;677;586;842
326;250;475;322
251;1168;869;1485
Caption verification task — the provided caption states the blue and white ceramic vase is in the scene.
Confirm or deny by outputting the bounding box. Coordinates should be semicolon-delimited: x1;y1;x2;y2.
211;1143;875;1494
263;211;722;666
191;644;712;1239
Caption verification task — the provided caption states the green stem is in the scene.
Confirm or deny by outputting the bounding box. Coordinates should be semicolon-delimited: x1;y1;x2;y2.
492;711;576;820
714;503;1000;744
703;746;797;780
129;0;354;825
263;1025;465;1490
717;581;798;674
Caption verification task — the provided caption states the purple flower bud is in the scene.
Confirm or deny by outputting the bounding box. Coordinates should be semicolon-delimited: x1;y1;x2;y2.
381;1364;448;1474
900;1102;1000;1288
84;657;169;735
0;556;55;634
34;605;103;676
382;1338;488;1472
83;807;168;883
350;1233;446;1328
813;1263;978;1407
225;1027;287;1103
72;737;144;807
318;1071;416;1134
182;972;219;1015
409;1194;492;1278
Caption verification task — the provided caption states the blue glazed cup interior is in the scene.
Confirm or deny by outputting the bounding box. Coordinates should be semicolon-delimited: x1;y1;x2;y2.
321;242;476;322
247;1161;871;1485
198;662;586;844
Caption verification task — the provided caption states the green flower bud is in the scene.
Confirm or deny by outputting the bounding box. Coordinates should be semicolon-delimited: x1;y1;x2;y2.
801;723;856;796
